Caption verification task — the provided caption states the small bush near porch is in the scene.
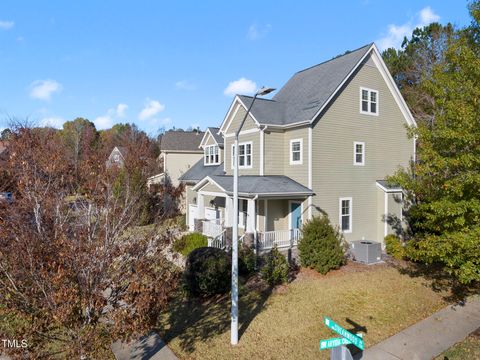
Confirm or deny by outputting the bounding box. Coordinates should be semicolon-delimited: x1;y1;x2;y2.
173;232;207;256
298;216;346;274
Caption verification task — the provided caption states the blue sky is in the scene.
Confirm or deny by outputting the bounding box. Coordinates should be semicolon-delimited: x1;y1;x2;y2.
0;1;471;136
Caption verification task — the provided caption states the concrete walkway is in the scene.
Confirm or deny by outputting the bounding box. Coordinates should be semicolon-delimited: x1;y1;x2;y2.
362;296;480;360
111;332;178;360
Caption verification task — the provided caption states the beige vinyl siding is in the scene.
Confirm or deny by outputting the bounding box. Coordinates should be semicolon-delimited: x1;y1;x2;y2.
376;187;385;243
199;182;225;194
224;131;261;176
265;199;288;231
264;131;284;175
203;132;218;146
257;200;265;232
165;152;203;186
387;192;403;236
311;56;414;243
282;126;309;185
224;104;258;134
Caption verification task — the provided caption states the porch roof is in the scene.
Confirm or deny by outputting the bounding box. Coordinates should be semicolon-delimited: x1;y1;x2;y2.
195;175;314;198
178;159;225;183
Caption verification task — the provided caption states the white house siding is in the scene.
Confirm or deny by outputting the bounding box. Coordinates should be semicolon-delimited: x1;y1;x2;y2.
311;56;414;244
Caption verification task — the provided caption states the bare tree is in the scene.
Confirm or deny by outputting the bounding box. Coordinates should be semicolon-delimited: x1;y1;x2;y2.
0;125;180;358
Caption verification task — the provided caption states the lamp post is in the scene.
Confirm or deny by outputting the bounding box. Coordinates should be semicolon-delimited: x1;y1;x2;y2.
231;86;275;345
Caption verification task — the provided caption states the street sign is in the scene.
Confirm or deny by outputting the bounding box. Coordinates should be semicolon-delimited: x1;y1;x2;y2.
320;334;363;350
324;317;365;350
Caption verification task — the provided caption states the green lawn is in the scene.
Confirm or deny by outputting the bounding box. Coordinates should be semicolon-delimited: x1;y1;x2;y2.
159;262;452;359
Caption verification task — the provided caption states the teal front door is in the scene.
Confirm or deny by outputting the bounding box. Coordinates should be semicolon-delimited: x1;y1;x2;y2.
290;202;302;229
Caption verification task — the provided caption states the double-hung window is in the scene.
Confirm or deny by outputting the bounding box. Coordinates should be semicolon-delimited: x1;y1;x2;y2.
353;141;365;166
290;139;303;165
204;145;220;166
231;142;252;169
360;87;378;115
339;197;352;233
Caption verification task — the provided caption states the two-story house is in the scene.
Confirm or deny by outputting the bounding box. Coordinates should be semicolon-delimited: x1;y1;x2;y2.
148;130;205;188
180;43;416;248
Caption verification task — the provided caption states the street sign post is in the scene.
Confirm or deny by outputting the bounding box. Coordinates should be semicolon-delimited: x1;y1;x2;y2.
323;317;365;350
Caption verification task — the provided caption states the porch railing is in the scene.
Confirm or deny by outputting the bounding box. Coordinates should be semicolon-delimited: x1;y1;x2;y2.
258;229;301;250
208;229;226;249
202;219;223;238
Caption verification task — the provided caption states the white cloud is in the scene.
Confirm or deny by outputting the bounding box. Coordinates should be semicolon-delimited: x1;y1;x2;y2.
247;23;271;40
29;80;62;101
175;80;196;91
419;6;440;24
116;103;128;118
376;6;441;51
39;116;65;129
224;77;257;97
138;99;165;120
94;103;129;130
0;20;14;30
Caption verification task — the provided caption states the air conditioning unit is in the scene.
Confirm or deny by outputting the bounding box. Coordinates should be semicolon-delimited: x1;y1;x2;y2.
350;240;382;264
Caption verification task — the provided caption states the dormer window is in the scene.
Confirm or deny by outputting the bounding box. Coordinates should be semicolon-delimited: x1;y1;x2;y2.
360;87;378;115
204;145;220;166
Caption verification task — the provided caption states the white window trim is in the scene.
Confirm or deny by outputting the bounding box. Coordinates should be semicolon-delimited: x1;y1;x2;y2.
204;144;220;166
339;197;352;234
353;141;365;166
231;141;253;169
289;138;303;165
359;87;379;116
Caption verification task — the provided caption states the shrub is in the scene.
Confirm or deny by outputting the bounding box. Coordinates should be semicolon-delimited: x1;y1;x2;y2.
184;247;231;296
239;245;256;276
173;232;207;256
261;247;289;286
385;234;405;260
298;216;345;274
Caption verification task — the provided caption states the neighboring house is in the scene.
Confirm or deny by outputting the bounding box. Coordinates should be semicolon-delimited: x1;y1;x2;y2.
149;130;205;188
180;43;416;249
106;146;127;168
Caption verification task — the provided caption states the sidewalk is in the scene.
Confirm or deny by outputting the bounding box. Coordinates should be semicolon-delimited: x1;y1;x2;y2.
111;332;178;360
362;296;480;360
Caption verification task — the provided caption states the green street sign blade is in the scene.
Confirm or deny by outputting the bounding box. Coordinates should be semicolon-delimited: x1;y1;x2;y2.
319;333;363;350
320;337;348;350
324;317;365;350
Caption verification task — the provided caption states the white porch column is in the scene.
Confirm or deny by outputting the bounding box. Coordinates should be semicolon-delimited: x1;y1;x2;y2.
246;198;256;233
197;192;205;219
225;196;233;227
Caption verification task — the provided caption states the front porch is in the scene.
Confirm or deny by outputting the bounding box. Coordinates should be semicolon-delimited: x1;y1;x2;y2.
188;174;313;252
196;197;306;251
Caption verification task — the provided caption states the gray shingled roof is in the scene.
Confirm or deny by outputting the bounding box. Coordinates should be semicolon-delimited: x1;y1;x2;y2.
160;130;204;152
207;127;224;147
238;44;372;126
179;159;225;183
209;175;313;196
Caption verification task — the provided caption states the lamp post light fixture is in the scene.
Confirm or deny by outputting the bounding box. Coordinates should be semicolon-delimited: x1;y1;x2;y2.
231;86;275;345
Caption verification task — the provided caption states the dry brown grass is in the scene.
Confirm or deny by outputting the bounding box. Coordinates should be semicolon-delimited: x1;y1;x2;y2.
160;262;452;359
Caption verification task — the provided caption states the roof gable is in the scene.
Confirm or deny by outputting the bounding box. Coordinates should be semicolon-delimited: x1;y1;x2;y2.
216;42;415;130
200;127;224;148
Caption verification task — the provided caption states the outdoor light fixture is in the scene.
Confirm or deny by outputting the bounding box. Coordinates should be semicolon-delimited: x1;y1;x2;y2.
231;86;275;345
